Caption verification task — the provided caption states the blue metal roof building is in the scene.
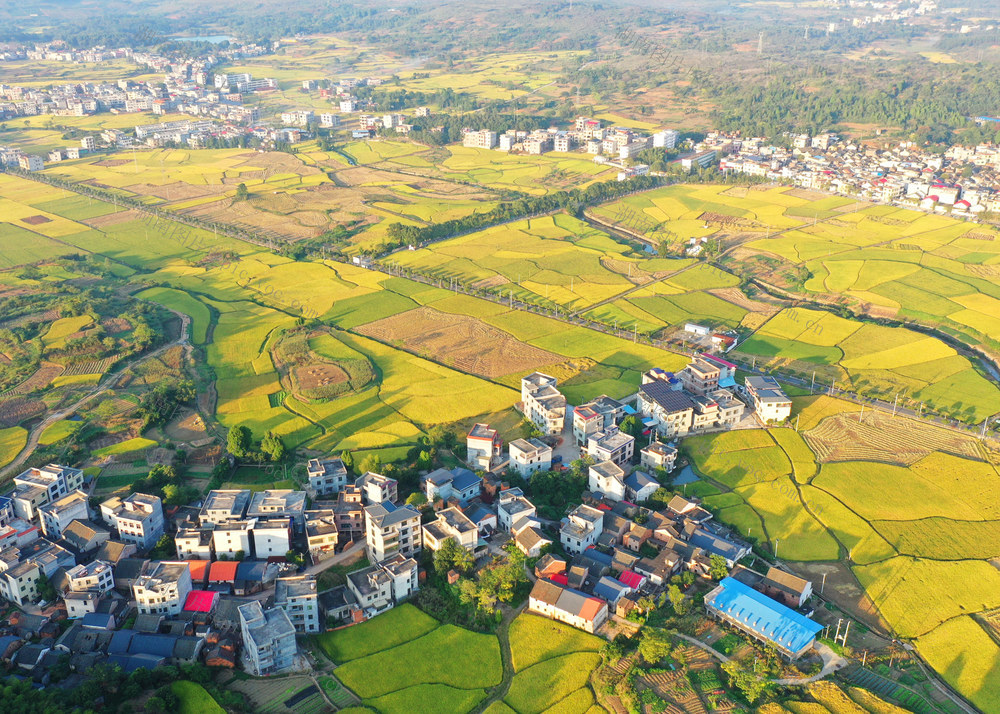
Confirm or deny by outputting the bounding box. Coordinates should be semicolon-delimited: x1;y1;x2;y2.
705;577;823;659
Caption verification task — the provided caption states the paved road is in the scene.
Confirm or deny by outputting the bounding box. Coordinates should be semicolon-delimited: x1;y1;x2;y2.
772;642;848;685
1;310;192;480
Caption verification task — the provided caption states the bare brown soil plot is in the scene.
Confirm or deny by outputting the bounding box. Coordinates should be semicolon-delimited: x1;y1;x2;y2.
293;363;349;390
21;215;51;225
357;306;563;378
803;410;983;466
83;209;144;228
0;397;46;427
163;409;209;443
93;159;129;167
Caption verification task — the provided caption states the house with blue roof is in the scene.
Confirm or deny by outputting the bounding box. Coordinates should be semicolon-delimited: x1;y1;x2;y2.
705;577;823;660
423;468;482;506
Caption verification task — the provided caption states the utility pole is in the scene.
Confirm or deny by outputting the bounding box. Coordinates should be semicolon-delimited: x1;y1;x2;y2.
841;620;852;647
811;370;816;391
892;392;899;417
859;404;864;422
795;414;800;431
834;619;842;643
774;538;779;559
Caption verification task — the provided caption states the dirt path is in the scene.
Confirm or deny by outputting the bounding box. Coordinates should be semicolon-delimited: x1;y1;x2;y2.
0;310;191;480
471;601;528;714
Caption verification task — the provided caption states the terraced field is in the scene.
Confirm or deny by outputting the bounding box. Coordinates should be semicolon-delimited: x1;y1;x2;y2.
684;393;1000;711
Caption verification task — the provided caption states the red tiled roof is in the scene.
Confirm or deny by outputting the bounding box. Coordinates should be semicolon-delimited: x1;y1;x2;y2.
208;561;239;582
619;570;644;589
548;573;569;586
186;560;210;583
183;590;219;613
578;597;606;622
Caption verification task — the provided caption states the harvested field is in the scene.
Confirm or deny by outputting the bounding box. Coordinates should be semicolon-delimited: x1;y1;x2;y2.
21;215;51;225
471;275;510;290
123;181;217;201
61;355;120;376
94;159;128;167
1;362;63;396
803;410;983;465
786;188;831;201
709;287;782;315
293;363;350;389
357;306;563;378
83;209;144;228
100;317;131;334
0;397;46;427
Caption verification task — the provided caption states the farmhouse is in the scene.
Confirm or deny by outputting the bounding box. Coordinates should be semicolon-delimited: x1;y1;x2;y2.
745;376;792;423
467;423;502;471
508;438;552;477
560;504;604;554
640;441;677;472
12;465;85;521
760;566;814;609
423;507;479;553
705;577;822;660
132;561;192;616
589;461;627;502
307;458;348;496
423;467;482;506
238;601;297;675
586;427;634;468
199;490;251;527
346;553;419;617
497;489;537;531
100;493;164;550
528;579;608;634
356;472;398;505
274;575;320;634
521;373;567;435
573;395;624;445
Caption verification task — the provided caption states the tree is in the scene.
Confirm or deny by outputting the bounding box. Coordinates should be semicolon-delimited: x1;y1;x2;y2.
709;554;729;580
358;453;382;475
227;424;253;459
235;183;250;201
36;572;57;601
406;492;428;507
658;239;672;257
620;415;644;439
433;537;474;576
261;431;286;461
638;627;673;664
722;660;770;704
341;450;354;473
667;584;688;615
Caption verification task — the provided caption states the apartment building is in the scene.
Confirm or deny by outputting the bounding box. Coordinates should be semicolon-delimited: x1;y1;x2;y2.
175;528;213;560
239;601;297;676
18;155;43;171
100;493;164;550
508;438;552;477
0;560;40;606
467;423;502;471
422;507;478;553
521;373;567;435
560;504;604;554
307;458;348;496
133;561;192;616
364;503;421;563
38;490;90;539
274;575;320;634
653;130;679;149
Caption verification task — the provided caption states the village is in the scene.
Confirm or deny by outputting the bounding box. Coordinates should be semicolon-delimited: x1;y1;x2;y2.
0;347;825;696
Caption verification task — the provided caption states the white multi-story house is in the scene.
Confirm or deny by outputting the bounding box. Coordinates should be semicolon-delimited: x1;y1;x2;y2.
521;373;567;435
355;472;398;505
560;505;604;554
589;461;626;501
572;396;623;446
100;493;164;550
133;561;192;616
0;561;40;606
346;553;419;617
463;130;498;149
365;503;421;563
38;490;90;539
305;511;339;564
12;464;84;520
497;489;537;532
467;423;502;471
307;458;348;496
508;438;552;477
175;528;213;560
745;376;792;423
239;601;297;676
199;490;251;527
212;521;253;558
422;507;478;552
640;441;677;472
653;130;679;149
251;518;292;558
586;427;634;468
247;490;306;530
275;575;320;634
65;560;114;593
